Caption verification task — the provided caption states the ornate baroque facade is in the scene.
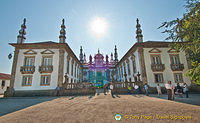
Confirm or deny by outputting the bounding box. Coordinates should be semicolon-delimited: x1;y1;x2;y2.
5;18;192;96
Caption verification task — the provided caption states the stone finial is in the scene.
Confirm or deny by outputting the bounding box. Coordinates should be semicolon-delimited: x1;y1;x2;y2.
89;55;92;64
79;46;84;63
17;18;26;44
59;19;66;43
83;53;86;64
136;18;143;43
114;45;118;64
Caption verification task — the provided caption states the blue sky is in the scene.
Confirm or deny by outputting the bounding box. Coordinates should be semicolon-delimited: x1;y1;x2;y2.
0;0;185;74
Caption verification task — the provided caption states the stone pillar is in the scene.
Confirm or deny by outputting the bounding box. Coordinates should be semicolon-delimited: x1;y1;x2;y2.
124;73;128;88
64;73;69;88
4;48;19;97
57;49;64;87
138;47;147;83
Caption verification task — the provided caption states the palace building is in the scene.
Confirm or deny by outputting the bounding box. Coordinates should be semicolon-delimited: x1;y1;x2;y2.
5;18;192;96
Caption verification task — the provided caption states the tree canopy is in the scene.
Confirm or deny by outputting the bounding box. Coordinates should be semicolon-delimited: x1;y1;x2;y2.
158;0;200;85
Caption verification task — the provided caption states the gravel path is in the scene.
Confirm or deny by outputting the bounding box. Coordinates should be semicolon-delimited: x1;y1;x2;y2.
0;94;200;123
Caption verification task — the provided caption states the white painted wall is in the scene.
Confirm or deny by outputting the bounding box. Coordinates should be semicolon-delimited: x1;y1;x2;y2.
14;49;59;90
143;48;191;87
0;79;10;94
116;49;140;82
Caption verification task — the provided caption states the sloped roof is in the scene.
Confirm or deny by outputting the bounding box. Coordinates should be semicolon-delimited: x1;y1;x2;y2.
9;41;81;66
0;73;11;80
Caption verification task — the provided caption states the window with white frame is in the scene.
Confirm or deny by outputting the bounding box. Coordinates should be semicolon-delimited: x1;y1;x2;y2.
174;73;183;83
22;75;32;86
152;55;161;64
24;57;35;66
40;75;51;85
154;73;164;83
170;55;180;64
42;56;52;66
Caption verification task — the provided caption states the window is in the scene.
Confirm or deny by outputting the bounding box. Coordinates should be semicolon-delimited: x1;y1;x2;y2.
40;75;51;85
154;73;164;83
24;57;35;66
22;75;32;86
170;55;180;64
1;80;5;88
174;73;183;83
42;56;52;66
151;55;161;64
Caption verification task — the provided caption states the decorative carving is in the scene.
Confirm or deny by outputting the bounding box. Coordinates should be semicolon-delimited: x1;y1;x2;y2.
167;48;180;53
149;48;161;53
23;49;37;55
41;49;54;54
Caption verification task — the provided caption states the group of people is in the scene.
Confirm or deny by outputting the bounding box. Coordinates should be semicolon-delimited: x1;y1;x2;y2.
165;81;189;100
55;81;189;100
109;81;189;100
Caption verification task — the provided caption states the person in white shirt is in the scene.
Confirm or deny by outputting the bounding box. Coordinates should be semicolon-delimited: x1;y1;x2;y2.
156;84;162;96
134;84;139;94
165;81;172;100
110;83;114;98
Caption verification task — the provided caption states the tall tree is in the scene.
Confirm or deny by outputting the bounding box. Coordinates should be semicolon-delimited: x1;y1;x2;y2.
158;0;200;85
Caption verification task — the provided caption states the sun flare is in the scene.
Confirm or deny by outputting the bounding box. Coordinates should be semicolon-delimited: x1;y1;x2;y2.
90;17;108;36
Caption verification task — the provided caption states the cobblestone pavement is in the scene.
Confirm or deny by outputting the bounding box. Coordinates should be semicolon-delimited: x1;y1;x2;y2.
0;94;200;123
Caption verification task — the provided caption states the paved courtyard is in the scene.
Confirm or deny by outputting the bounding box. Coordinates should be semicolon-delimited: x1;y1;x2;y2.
0;94;200;123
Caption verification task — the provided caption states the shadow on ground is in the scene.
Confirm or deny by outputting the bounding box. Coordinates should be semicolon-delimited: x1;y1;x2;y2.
149;94;200;106
0;97;58;116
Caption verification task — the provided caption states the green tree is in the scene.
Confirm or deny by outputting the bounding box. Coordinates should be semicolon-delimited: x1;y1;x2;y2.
158;0;200;85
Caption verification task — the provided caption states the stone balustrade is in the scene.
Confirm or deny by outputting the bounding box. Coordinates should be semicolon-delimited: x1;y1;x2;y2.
20;66;35;74
39;65;53;73
151;64;165;72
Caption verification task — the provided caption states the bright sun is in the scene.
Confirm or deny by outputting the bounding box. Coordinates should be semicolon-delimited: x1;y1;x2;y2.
90;17;108;36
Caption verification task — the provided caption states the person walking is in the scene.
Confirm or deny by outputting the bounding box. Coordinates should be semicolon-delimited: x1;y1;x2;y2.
144;83;149;96
156;84;162;96
183;83;189;98
110;83;114;98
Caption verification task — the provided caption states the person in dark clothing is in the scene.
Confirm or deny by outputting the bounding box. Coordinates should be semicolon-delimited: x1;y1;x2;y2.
183;83;189;98
176;83;183;97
